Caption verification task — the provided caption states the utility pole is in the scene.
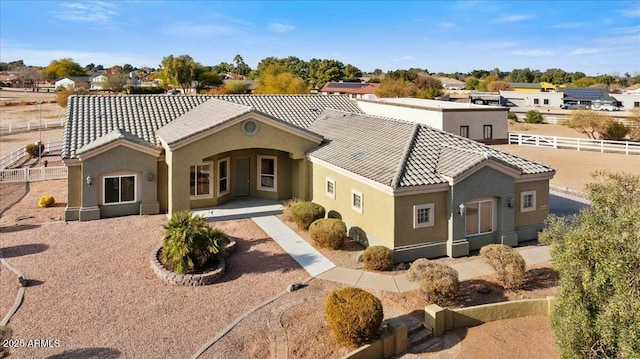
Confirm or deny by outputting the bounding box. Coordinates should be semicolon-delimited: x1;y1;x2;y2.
38;100;43;163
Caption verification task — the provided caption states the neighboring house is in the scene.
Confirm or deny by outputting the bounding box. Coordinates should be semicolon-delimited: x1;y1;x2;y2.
499;90;563;108
90;75;108;90
55;76;91;89
437;77;466;90
559;88;618;108
62;94;554;261
319;82;379;99
0;72;20;87
508;82;558;92
357;98;509;144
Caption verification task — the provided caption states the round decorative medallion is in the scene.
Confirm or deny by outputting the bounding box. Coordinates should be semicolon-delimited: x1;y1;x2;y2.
241;119;259;135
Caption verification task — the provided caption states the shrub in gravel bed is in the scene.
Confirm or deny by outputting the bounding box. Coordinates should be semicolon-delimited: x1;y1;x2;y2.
25;142;44;158
161;211;229;274
282;198;302;222
291;202;325;230
37;194;55;208
325;287;383;347
407;258;459;305
309;218;346;249
362;245;392;271
480;244;526;290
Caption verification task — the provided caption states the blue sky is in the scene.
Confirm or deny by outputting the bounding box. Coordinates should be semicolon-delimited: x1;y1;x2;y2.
1;1;639;76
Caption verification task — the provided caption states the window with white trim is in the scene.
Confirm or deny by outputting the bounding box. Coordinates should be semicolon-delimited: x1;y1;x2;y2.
190;164;211;197
460;126;469;138
326;177;336;199
351;189;363;214
217;158;229;196
258;155;277;191
465;199;494;236
520;190;536;212
483;125;493;140
413;203;435;228
104;174;136;205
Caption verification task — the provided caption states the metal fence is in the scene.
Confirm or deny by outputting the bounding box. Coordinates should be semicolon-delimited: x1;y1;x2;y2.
0;118;66;135
0;141;64;170
0;166;67;183
508;132;640;155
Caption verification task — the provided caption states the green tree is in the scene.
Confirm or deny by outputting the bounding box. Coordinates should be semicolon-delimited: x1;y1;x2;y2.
104;73;128;93
564;109;612;139
254;64;308;94
194;70;222;92
375;78;418;98
414;74;443;99
42;58;85;81
524;109;544;124
599;121;630;140
465;77;479;90
508;68;535;83
344;64;362;80
233;54;251;77
160;54;199;93
308;59;345;89
477;75;498;91
570;77;596;88
541;171;640;359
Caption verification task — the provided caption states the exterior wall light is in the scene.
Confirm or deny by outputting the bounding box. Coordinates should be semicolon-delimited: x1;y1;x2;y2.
508;197;515;208
147;173;154;182
86;175;93;186
458;203;465;216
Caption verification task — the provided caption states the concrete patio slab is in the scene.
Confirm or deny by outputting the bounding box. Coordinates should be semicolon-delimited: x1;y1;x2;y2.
194;198;284;222
316;267;363;285
517;246;552;265
252;216;335;277
356;271;399;292
394;274;419;292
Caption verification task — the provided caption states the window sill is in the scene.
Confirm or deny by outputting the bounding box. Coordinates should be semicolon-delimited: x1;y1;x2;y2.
103;200;137;206
257;186;277;192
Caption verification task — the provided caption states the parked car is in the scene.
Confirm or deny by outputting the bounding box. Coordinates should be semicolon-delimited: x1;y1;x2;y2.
591;103;619;111
166;89;180;95
560;103;586;110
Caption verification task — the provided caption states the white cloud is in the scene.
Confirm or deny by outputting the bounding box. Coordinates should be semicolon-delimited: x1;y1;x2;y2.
494;14;532;23
620;5;640;17
568;48;600;56
267;23;294;33
511;49;554;57
401;55;414;60
610;25;640;35
550;22;585;29
440;21;456;28
51;1;118;24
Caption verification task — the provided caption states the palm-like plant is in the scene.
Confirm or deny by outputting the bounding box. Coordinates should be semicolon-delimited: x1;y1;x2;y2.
160;211;229;274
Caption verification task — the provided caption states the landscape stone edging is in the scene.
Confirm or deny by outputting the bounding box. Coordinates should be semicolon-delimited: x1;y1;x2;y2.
0;249;26;326
150;241;236;286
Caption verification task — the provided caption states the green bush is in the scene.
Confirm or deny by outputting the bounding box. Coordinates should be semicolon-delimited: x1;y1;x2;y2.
325;287;383;347
161;211;229;274
26;142;45;158
524;109;544;124
291;202;325;230
407;258;459;305
0;325;12;359
38;194;55;208
507;111;518;121
362;246;392;271
599;121;630;140
480;244;526;290
309;218;346;249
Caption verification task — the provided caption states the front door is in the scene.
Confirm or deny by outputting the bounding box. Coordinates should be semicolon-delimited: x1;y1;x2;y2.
235;157;250;197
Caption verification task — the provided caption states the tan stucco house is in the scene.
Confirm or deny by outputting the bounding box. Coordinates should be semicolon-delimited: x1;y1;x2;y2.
62;94;554;260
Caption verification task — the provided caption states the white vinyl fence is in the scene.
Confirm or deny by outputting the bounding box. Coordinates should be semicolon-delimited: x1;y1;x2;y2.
0;118;65;135
0;166;67;183
0;141;63;170
508;133;640;155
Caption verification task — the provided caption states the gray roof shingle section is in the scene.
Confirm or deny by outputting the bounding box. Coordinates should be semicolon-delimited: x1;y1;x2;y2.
75;129;156;155
62;94;362;159
308;110;416;186
308;110;554;188
156;99;251;146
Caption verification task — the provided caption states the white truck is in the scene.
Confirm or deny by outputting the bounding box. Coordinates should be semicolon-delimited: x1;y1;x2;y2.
591;102;619;111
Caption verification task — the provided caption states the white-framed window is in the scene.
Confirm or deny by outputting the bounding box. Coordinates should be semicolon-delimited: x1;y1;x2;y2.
465;199;494;236
190;163;212;197
413;203;435;228
460;126;469;138
351;189;363;214
326;177;336;199
217;158;230;196
520;190;537;212
257;155;277;192
483;125;493;140
103;174;136;205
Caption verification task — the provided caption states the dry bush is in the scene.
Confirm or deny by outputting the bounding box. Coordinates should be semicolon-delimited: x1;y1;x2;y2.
325;287;383;347
282;198;302;222
407;258;459;305
362;246;392;271
480;244;526;290
309;218;346;249
291;201;325;230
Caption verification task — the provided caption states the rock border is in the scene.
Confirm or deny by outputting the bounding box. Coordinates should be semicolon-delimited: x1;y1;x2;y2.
150;241;236;286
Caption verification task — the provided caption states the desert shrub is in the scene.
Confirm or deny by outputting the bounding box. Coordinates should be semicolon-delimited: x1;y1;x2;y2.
524;109;544;124
26;142;45;158
282;198;302;222
407;258;459;305
479;244;526;290
161;211;229;274
362;246;392;271
0;325;12;358
599;121;630;140
309;218;346;249
507;111;518;121
325;287;383;347
291;201;325;230
38;194;55;208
